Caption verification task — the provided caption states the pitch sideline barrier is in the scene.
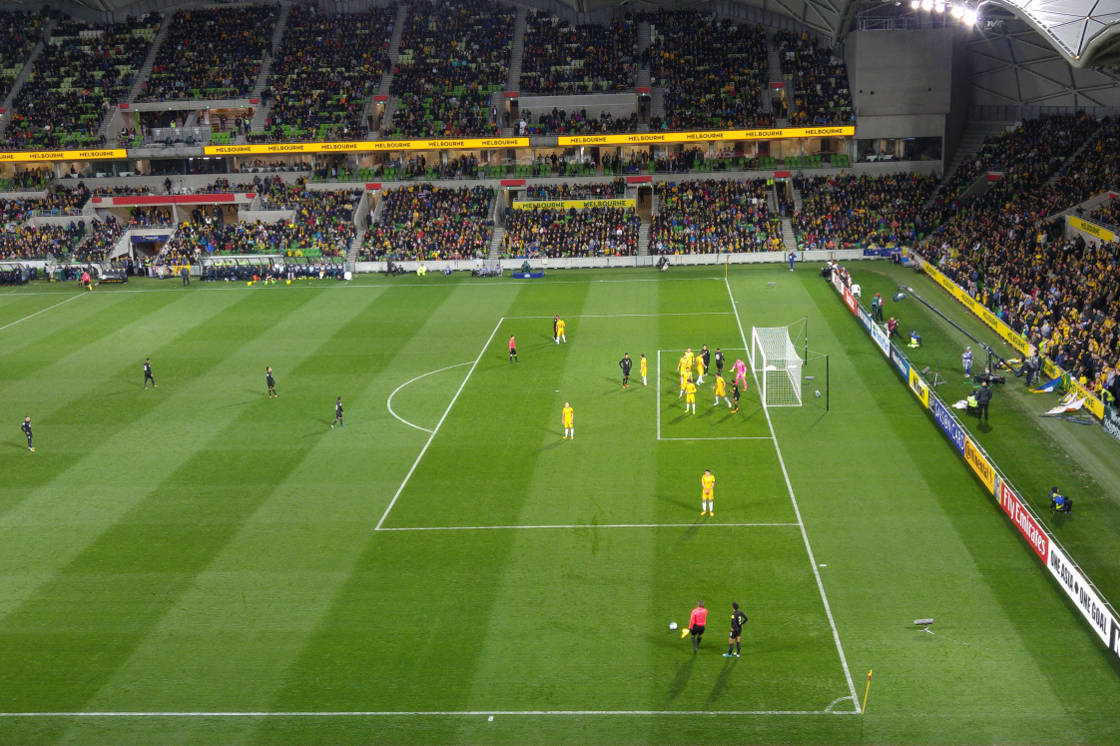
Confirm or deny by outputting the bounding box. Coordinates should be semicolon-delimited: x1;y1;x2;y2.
828;268;1120;664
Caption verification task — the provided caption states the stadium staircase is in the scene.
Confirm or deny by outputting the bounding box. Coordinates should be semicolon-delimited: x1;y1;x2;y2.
636;19;651;91
790;181;803;212
247;2;290;133
369;3;409;134
0;16;59;138
766;42;787;125
781;217;797;251
650;87;665;123
125;12;171;103
638;221;650;257
925;120;1009;207
488;225;504;260
506;5;527;92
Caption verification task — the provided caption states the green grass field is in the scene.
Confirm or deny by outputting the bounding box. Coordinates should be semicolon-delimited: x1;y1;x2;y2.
1;265;1119;745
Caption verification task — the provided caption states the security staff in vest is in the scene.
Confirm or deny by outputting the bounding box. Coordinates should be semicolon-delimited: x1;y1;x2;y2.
974;380;992;423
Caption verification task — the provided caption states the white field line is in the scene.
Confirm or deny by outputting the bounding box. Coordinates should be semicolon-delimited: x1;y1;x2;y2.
0;275;727;298
0;293;82;332
656;349;661;440
374;318;504;530
724;277;860;712
377;522;800;532
504;312;732;320
0;709;860;718
658;436;773;441
385;362;473;434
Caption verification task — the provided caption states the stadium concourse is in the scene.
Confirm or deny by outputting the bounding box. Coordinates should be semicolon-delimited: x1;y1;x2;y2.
1;0;1120;739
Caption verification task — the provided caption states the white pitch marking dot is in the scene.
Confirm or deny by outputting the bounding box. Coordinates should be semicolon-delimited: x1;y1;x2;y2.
487;716;494;722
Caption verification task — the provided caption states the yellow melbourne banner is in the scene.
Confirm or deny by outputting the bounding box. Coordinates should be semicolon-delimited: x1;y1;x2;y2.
1068;215;1116;242
907;368;930;408
1070;379;1106;419
963;436;996;494
0;148;126;162
557;126;855;147
511;198;636;210
203;137;529;156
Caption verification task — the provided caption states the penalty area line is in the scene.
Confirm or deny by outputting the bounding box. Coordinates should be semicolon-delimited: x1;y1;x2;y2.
375;317;504;530
0;709;859;718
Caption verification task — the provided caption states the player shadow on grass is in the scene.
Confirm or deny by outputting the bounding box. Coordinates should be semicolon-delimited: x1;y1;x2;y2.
538;437;565;451
705;658;737;708
665;656;695;705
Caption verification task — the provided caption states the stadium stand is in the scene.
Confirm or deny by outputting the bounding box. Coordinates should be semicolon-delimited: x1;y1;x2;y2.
0;11;45;101
387;0;512;138
521;11;636;95
4;15;158;150
647;11;771;131
523;180;626;200
650;179;781;254
263;5;394;142
520;107;639;135
793;173;938;249
774;30;853;125
73;218;126;262
501;205;640;257
0;223;84;260
360;185;494;260
139;6;278;101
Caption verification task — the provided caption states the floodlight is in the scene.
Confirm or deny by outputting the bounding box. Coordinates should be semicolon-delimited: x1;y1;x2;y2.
911;0;920;7
934;1;945;12
950;4;964;18
963;8;978;24
921;0;933;10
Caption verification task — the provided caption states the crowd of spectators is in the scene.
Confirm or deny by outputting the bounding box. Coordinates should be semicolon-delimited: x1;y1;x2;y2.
929;113;1120;395
1;168;53;191
73;217;125;261
501;206;639;258
521;12;635;95
140;6;278;101
360;185;494;260
0;223;84;260
774;30;853;125
4;15;159;150
792;173;937;249
263;5;394;141
0;185;90;222
647;12;772;131
0;12;46;97
520;107;638;135
128;206;173;226
650;179;781;254
523;180;626;201
388;0;511;138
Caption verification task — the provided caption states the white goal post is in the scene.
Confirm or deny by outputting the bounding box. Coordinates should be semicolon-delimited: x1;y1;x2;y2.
751;325;804;407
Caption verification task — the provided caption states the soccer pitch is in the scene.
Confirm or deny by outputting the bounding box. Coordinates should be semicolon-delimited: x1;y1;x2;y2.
1;266;1119;745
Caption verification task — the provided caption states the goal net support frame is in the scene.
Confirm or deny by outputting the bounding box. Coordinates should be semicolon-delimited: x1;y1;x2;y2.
751;325;804;407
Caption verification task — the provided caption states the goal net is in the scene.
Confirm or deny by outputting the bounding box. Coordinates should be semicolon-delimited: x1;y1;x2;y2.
751;325;804;407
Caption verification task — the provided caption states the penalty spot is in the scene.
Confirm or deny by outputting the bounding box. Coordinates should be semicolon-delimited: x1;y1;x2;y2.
488;716;494;722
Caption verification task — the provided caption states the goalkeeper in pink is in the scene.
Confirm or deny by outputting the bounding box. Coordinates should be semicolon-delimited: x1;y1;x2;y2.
733;358;748;389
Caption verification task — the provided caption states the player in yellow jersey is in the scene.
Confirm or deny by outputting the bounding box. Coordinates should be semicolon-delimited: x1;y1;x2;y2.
701;469;715;516
562;401;574;439
714;376;731;407
640;353;648;386
695;353;706;385
556;318;567;344
684;380;697;414
677;349;694;397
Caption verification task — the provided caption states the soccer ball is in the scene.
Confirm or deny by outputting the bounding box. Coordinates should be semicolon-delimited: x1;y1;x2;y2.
814;390;822;398
668;621;678;631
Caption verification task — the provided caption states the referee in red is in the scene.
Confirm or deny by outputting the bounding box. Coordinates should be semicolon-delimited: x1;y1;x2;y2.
688;601;708;653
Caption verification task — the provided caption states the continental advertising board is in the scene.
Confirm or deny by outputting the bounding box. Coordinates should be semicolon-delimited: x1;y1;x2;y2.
998;481;1048;562
907;367;930;409
1048;543;1120;662
203;137;529;156
929;396;966;454
557;125;855;147
963;436;996;494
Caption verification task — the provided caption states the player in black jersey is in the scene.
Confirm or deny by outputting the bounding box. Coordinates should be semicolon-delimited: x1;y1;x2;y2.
21;416;34;452
724;602;748;658
331;396;344;428
619;352;632;388
143;358;157;389
266;366;278;398
730;381;740;414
